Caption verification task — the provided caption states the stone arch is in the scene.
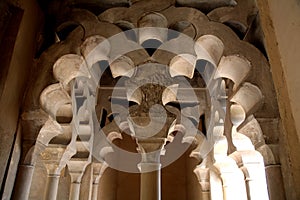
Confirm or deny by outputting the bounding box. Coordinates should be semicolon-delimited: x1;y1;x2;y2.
18;1;280;199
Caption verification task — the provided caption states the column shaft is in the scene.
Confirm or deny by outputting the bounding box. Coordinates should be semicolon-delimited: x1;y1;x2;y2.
69;183;81;200
201;191;210;200
245;171;269;200
139;163;161;200
44;175;60;200
12;164;34;200
91;184;99;200
221;172;247;200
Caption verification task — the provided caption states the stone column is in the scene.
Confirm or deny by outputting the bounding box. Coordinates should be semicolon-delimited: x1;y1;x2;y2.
213;159;248;200
67;160;90;200
12;164;34;200
194;166;210;200
44;174;60;200
238;151;269;200
91;184;99;200
69;182;81;200
91;162;108;200
139;163;161;200
220;170;247;200
229;104;269;200
137;139;165;200
40;146;66;200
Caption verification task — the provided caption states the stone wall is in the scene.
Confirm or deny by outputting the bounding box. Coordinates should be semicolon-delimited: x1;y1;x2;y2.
0;0;43;198
257;0;300;199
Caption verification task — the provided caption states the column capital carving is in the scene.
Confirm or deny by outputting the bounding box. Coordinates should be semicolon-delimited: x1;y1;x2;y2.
136;138;166;164
128;115;176;139
136;138;166;153
194;166;210;191
40;145;67;175
67;160;90;183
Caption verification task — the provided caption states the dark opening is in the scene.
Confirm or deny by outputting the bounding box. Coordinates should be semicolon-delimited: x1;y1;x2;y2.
223;21;246;40
141;39;162;56
100;108;108;128
199;114;207;137
56;23;79;41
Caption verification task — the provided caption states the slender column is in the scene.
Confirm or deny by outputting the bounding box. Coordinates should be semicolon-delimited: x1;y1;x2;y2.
125;96;175;200
44;174;60;200
243;166;269;200
67;161;90;200
212;155;247;200
220;170;247;200
229;104;269;200
139;163;161;200
69;173;82;200
238;151;269;200
136;139;165;200
69;183;81;200
91;183;99;200
209;169;223;200
194;166;210;200
40;146;66;200
91;162;108;200
12;164;34;200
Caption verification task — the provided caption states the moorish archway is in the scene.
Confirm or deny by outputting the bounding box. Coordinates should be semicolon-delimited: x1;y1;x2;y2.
14;0;283;199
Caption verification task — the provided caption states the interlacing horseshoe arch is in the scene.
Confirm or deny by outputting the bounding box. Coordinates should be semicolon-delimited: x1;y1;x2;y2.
21;2;278;200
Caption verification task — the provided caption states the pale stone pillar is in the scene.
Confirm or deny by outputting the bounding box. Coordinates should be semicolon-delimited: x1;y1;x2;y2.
44;174;60;200
91;183;99;200
69;183;81;200
238;151;269;200
138;162;162;200
243;166;269;200
40;146;67;200
127;111;176;200
210;162;248;200
12;164;34;200
209;169;224;200
210;135;248;200
67;161;90;200
91;162;108;200
194;166;210;200
229;104;269;200
220;170;247;200
136;139;165;200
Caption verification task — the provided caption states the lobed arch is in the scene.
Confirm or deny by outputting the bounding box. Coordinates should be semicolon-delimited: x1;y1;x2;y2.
17;1;279;199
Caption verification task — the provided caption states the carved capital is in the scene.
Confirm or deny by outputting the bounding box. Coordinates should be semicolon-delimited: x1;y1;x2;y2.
40;145;67;175
137;138;166;163
194;166;210;191
67;160;91;183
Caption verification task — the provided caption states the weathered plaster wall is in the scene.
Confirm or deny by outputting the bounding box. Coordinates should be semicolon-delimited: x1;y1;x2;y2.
257;0;300;199
2;124;21;199
0;0;43;195
268;0;300;141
